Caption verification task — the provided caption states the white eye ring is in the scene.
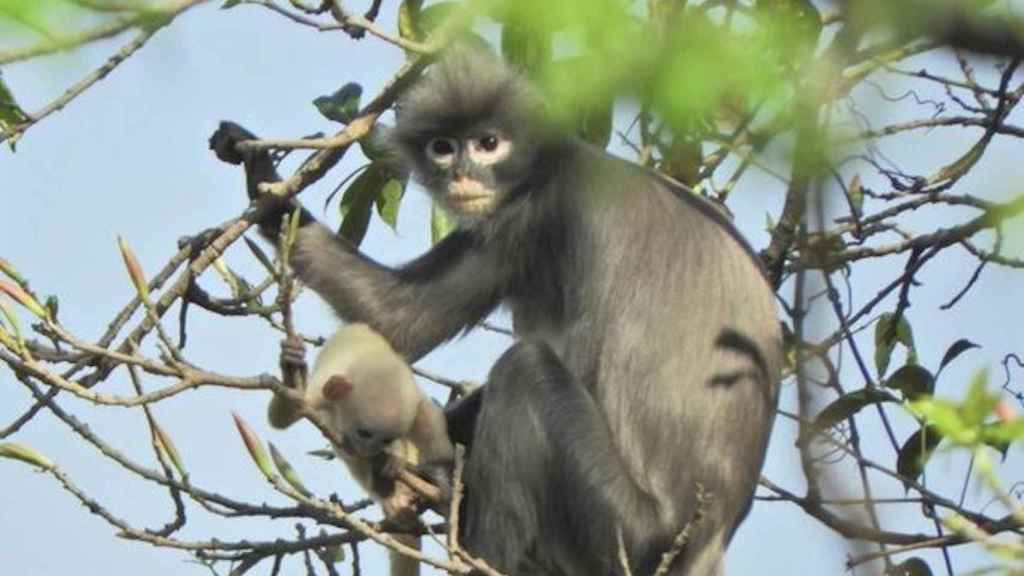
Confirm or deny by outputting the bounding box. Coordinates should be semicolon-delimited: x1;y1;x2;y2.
425;137;458;167
467;135;512;166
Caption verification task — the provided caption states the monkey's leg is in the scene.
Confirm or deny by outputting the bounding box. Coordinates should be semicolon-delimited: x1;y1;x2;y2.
461;341;678;576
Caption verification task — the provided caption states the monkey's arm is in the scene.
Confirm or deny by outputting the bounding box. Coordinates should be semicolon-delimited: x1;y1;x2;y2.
292;225;504;361
210;122;507;361
404;396;454;500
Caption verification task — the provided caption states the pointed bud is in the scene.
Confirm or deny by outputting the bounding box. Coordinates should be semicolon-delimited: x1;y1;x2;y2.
0;281;48;319
995;400;1016;423
152;423;188;479
286;208;302;249
232;412;276;481
0;442;55;470
117;236;149;300
0;258;24;284
0;299;24;347
269;442;312;497
0;325;18;351
212;257;240;296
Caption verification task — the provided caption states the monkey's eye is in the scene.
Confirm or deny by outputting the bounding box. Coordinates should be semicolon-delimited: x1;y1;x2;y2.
479;135;499;152
354;428;374;440
467;134;512;166
425;137;458;167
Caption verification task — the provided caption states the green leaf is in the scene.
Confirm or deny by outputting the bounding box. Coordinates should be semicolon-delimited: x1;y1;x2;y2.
979;422;1017;458
756;0;822;66
0;72;28;151
577;98;614;149
313;83;363;125
961;369;996;429
874;312;916;378
339;164;392;246
0;0;57;38
412;1;490;50
884;364;934;401
937;338;980;376
220;0;242;8
886;557;932;576
811;388;899;435
374;178;405;233
430;203;456;245
501;21;551;74
398;0;423;40
908;398;970;442
542;57;614;147
896;425;944;486
416;1;458;39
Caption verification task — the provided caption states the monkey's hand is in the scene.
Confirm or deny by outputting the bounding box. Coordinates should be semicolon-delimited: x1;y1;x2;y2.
370;451;417;521
209;121;313;239
279;335;308;389
208;121;258;166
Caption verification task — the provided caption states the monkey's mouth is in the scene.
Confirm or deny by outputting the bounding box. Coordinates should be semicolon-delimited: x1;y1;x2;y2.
447;180;493;213
449;194;492;213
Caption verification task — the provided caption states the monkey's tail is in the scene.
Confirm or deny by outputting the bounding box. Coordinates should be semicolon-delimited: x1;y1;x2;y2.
389;533;421;576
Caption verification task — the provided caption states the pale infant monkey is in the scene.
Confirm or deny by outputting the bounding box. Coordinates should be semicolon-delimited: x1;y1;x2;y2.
268;323;454;576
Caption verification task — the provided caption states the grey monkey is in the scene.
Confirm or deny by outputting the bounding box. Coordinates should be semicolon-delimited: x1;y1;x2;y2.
211;45;782;576
269;323;453;576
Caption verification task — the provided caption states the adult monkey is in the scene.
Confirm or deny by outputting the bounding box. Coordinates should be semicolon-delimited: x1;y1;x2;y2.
210;47;782;575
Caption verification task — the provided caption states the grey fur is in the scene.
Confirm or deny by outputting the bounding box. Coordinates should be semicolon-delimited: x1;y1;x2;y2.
212;47;782;576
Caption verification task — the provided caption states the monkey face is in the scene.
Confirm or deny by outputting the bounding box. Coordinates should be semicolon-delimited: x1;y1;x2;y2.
342;427;395;459
389;46;550;227
419;131;517;218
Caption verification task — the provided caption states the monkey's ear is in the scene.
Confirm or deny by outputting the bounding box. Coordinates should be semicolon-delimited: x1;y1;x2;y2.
323;375;354;400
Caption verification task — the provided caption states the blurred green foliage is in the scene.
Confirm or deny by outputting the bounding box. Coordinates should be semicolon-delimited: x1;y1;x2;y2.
0;0;66;36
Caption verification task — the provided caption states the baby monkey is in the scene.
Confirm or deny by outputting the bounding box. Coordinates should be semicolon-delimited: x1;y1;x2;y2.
268;323;454;576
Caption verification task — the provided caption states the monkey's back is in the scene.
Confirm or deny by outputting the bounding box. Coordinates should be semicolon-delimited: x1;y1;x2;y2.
555;144;783;572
